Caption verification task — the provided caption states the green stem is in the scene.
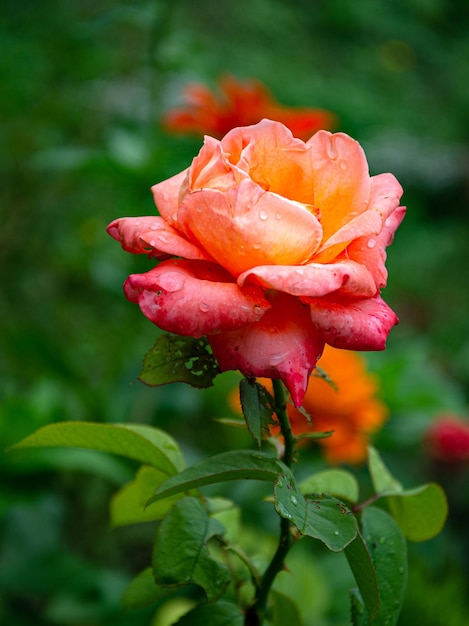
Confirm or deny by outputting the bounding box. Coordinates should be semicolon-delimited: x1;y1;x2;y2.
245;379;296;626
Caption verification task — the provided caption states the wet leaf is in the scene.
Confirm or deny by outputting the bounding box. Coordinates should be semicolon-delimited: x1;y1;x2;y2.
350;507;407;626
139;334;220;389
274;474;358;551
300;469;360;503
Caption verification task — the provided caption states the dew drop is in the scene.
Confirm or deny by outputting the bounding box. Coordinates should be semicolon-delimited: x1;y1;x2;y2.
338;159;347;170
378;537;386;545
253;243;261;250
275;213;282;220
259;209;268;221
326;140;338;160
277;480;283;488
149;239;156;247
269;351;289;366
367;238;377;249
199;302;210;312
334;530;340;536
290;496;298;506
196;204;204;213
149;222;160;231
385;217;393;228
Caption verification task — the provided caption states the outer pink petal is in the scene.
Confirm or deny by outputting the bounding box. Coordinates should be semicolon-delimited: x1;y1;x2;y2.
179;179;323;276
106;216;212;260
123;259;270;337
208;293;325;407
238;259;377;298
151;169;188;226
306;295;398;350
346;174;406;289
307;131;371;242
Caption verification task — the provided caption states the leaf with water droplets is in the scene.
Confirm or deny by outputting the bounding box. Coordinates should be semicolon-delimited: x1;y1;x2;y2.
300;468;360;503
349;507;407;626
139;334;220;389
274;474;358;551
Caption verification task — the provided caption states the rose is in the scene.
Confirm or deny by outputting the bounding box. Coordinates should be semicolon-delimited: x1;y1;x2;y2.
107;120;405;406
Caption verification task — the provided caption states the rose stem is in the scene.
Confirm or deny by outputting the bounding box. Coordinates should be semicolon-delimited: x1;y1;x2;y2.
244;378;295;626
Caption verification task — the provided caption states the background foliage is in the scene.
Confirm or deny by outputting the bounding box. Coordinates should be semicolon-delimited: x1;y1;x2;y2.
1;1;469;624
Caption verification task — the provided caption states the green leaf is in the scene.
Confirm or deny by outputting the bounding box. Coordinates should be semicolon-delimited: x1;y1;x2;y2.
350;507;407;626
299;469;360;503
147;450;291;506
121;567;166;611
387;483;448;542
345;533;380;623
174;601;244;625
368;447;447;541
9;422;184;476
368;447;403;495
153;497;231;603
111;465;185;527
239;378;274;447
269;590;303;625
139;334;220;389
274;474;358;551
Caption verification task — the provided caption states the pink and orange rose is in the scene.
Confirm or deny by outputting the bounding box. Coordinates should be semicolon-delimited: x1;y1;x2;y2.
108;120;405;406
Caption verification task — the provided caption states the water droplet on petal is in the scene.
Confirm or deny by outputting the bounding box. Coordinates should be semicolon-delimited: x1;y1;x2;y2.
259;209;268;221
367;238;377;249
196;204;204;213
199;302;210;312
269;351;289;366
326;138;338;160
385;217;392;228
339;159;347;170
275;213;282;220
253;243;261;250
149;222;160;230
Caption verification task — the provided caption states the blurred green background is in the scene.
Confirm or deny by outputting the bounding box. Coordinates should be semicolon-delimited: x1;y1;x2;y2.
1;1;469;624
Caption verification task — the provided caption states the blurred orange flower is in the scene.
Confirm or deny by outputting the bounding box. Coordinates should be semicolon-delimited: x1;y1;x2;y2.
271;345;388;465
162;75;336;140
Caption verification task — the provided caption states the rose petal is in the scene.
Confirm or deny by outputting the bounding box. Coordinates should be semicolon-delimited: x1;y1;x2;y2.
179;178;323;276
151;169;188;227
220;119;315;203
106;216;212;260
123;259;270;337
238;259;377;298
306;295;398;350
208;293;325;406
187;135;238;192
346;175;406;289
308;131;371;243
